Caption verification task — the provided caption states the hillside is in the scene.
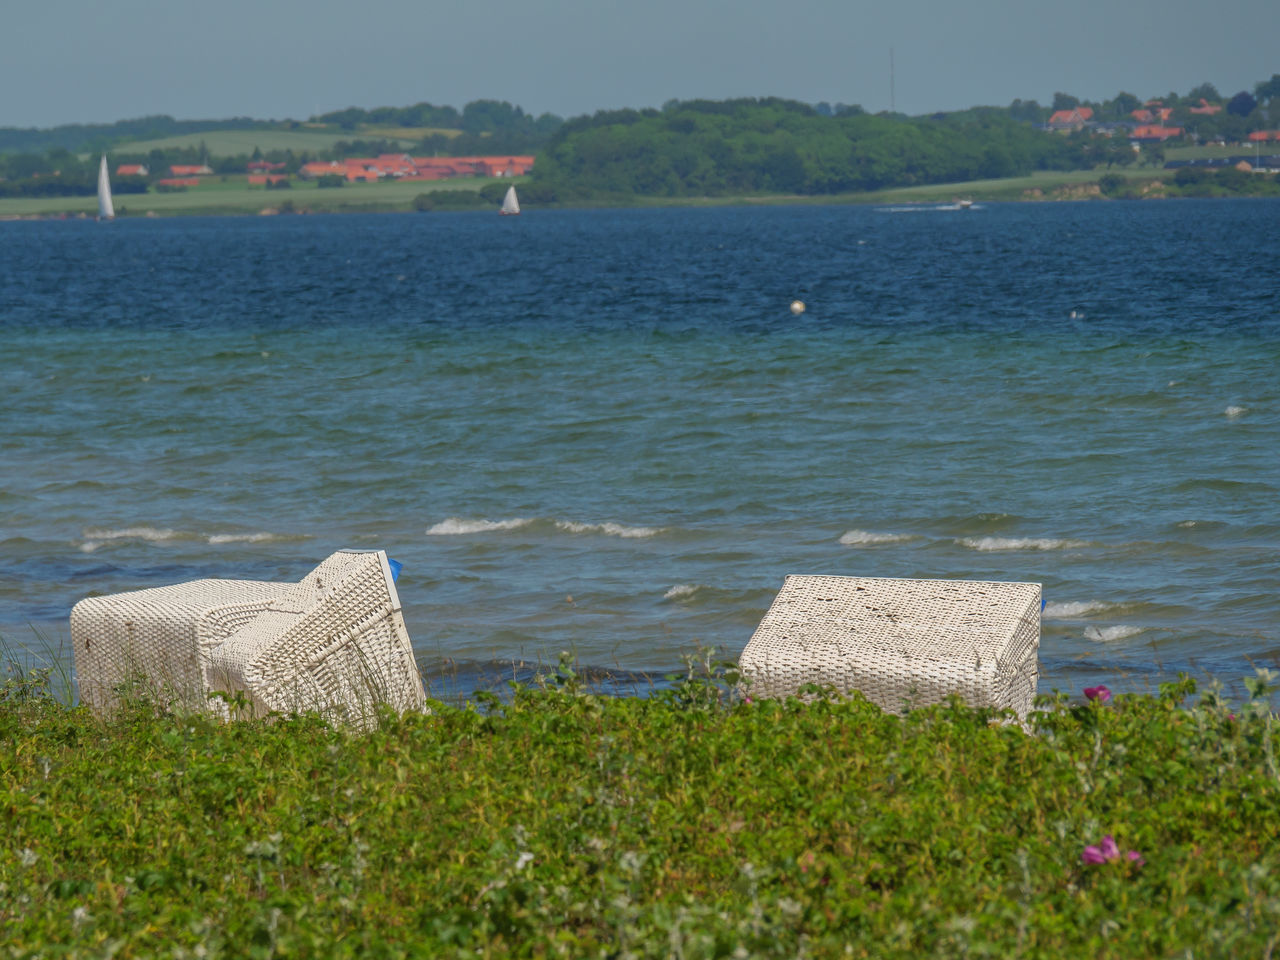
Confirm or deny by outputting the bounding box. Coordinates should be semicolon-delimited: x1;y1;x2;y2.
530;99;1095;199
0;99;562;159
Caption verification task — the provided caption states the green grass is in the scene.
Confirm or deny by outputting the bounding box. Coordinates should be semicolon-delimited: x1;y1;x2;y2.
100;126;426;158
866;167;1169;203
620;168;1171;209
3;653;1280;958
1165;143;1271;161
0;176;526;218
361;125;462;141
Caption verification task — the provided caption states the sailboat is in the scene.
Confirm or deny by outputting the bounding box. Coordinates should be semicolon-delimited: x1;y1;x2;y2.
499;185;520;216
97;154;115;221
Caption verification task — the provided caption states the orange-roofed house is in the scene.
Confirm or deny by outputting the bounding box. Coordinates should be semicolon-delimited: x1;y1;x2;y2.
169;164;213;176
1131;108;1173;124
374;154;419;177
300;161;344;178
1248;130;1280;141
157;177;200;187
475;156;536;177
343;161;382;182
116;164;149;177
1188;99;1222;116
1047;107;1094;132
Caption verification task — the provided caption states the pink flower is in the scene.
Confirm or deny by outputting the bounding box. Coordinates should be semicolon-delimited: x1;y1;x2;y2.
1081;844;1108;865
1081;834;1142;868
1084;685;1112;703
1082;835;1118;864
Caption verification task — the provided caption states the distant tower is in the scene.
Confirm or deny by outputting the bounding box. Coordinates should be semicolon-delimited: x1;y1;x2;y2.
890;47;896;113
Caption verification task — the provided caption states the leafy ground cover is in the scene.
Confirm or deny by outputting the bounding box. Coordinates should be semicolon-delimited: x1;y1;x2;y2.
3;653;1278;958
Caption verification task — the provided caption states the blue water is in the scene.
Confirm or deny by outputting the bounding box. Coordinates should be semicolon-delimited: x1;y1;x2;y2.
2;200;1278;696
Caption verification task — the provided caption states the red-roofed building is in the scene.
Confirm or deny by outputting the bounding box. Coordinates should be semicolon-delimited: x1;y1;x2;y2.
343;161;382;182
1047;106;1094;132
411;157;480;177
1131;107;1174;124
475;156;535;177
373;153;418;177
116;164;149;177
1248;130;1280;141
300;161;344;178
169;164;213;176
1188;99;1222;116
157;177;200;187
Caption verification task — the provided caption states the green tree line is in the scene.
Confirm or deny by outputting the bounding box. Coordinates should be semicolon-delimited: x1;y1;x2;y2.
530;98;1092;198
0;149;147;198
0;114;277;156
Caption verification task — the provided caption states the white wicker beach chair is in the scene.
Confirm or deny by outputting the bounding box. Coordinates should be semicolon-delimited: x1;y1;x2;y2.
739;576;1041;716
72;577;290;713
206;549;425;727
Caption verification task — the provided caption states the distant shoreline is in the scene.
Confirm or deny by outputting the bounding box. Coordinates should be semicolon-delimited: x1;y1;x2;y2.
2;168;1276;220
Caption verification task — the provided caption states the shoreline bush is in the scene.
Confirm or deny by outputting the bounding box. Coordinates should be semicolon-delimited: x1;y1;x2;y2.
2;658;1278;957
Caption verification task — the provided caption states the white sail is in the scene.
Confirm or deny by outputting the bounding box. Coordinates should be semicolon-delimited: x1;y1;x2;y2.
97;154;115;220
500;185;520;215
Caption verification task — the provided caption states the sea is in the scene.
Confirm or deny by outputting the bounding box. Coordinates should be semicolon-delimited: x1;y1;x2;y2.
2;199;1278;701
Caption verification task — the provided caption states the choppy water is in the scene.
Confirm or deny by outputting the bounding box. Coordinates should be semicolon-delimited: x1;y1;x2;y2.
2;200;1278;697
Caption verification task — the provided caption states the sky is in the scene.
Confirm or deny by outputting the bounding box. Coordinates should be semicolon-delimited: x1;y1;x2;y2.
4;0;1278;129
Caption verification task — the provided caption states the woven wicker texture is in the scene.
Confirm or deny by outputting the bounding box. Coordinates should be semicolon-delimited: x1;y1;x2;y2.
739;576;1041;716
71;579;289;713
208;550;425;727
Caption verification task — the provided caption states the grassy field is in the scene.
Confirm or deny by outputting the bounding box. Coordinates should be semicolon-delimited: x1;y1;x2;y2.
0;176;522;218
102;128;417;158
101;125;433;158
361;125;462;140
1165;143;1273;161
866;167;1169;203
2;654;1279;958
629;168;1173;209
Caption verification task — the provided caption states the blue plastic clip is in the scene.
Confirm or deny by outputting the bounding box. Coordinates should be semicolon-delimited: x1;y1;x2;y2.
388;558;403;583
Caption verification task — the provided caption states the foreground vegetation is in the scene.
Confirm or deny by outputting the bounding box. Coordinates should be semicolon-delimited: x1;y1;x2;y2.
3;652;1279;958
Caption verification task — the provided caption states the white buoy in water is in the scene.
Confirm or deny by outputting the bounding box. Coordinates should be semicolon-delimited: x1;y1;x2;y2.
790;299;806;315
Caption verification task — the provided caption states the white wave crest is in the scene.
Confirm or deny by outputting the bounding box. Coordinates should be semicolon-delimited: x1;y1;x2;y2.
208;532;284;544
80;542;101;553
1044;600;1113;618
82;526;180;542
664;584;700;600
1083;625;1144;643
839;529;915;546
555;521;661;539
1224;405;1246;418
958;536;1085;552
426;517;532;536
